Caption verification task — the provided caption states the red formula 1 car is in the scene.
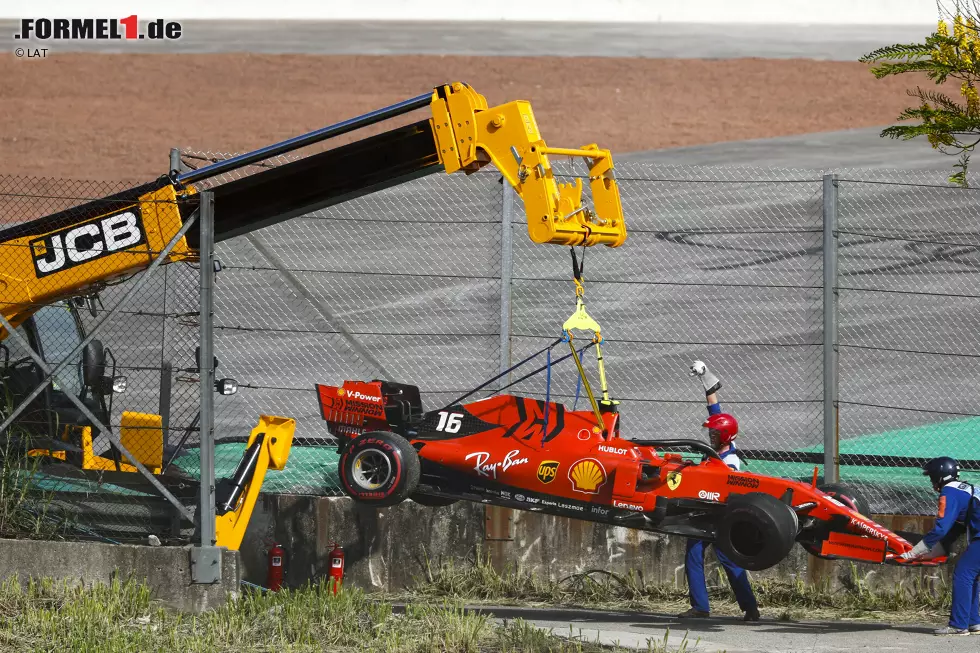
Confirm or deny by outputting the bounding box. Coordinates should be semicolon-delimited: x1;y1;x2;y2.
316;379;938;571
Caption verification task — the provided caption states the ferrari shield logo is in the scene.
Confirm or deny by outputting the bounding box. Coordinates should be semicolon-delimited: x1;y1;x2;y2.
666;471;682;491
569;458;606;494
537;461;559;484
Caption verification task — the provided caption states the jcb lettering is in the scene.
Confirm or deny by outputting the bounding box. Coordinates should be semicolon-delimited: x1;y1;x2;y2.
65;223;103;262
30;210;146;278
102;212;142;250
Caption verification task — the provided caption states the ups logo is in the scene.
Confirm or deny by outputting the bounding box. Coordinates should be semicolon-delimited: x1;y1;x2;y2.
537;461;559;484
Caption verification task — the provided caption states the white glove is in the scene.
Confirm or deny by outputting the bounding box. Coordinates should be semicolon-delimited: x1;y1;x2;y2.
690;360;722;396
923;541;947;560
899;540;931;560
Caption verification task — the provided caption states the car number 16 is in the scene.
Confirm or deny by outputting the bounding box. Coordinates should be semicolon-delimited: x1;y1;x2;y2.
436;411;463;433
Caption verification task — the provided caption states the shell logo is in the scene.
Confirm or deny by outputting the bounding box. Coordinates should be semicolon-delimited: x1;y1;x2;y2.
337;388;346;396
568;458;607;494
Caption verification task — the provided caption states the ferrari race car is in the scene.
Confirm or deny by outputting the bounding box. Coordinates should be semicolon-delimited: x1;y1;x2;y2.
316;379;937;571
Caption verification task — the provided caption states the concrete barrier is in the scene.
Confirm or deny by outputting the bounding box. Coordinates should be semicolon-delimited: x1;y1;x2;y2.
4;0;938;24
0;538;240;613
240;495;949;596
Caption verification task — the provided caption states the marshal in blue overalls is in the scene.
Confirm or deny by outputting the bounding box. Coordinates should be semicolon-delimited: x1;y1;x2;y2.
681;360;760;621
902;456;980;636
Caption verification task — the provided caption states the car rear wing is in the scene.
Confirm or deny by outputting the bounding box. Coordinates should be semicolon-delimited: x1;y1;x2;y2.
315;380;390;439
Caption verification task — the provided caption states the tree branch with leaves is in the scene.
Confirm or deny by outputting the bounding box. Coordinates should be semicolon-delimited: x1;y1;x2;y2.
860;8;980;186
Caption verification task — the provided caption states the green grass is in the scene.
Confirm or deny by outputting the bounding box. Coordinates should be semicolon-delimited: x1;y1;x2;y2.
0;577;687;653
0;427;74;540
400;550;951;625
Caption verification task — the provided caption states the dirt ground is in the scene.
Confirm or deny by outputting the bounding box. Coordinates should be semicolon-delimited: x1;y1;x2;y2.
3;53;925;183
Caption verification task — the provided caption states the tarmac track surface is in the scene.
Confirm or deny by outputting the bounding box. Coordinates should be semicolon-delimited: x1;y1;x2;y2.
404;604;976;653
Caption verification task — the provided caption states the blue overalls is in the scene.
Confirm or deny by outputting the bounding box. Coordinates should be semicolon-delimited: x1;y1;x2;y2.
923;481;980;629
685;404;758;614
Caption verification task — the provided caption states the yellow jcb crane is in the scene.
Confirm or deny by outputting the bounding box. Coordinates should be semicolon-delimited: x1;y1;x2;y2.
0;82;627;549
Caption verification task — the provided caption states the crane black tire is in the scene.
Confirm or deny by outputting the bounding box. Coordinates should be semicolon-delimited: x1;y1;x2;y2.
716;492;799;571
339;431;420;507
819;483;871;517
411;492;458;508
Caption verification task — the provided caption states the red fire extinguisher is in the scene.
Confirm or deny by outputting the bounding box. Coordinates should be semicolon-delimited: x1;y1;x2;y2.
267;543;284;592
328;542;345;594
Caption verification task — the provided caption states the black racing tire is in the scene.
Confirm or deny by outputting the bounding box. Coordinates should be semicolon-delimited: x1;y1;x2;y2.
339;431;420;507
819;483;871;517
410;492;458;508
716;492;799;571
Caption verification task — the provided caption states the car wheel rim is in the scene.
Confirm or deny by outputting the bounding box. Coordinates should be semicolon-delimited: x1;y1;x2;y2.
351;448;393;490
730;521;766;557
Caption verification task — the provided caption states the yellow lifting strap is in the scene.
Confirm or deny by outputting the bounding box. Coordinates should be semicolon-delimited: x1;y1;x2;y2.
567;338;603;429
562;248;614;430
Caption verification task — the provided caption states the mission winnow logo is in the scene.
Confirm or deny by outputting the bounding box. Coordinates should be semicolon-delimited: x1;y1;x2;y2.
14;16;182;41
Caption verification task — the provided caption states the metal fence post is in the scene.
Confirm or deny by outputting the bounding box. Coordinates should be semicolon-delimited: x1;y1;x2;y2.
499;183;515;382
823;174;840;484
193;190;221;583
169;147;181;175
488;182;516;544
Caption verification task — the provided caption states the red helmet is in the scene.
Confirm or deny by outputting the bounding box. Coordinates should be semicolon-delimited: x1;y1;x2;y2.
703;413;738;446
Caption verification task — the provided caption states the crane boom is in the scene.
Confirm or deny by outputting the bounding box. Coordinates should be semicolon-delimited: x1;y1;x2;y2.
0;82;628;547
1;82;626;333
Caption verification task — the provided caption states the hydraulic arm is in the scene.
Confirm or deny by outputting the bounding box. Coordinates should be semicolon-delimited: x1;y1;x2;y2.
0;83;628;546
0;82;627;334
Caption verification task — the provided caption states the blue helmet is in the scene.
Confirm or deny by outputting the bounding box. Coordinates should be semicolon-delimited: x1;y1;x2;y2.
922;457;959;491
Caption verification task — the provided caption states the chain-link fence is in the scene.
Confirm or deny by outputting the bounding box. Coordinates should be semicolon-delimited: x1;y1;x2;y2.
173;148;505;495
4;155;979;532
507;163;826;466
0;173;204;543
172;149;980;515
836;172;980;512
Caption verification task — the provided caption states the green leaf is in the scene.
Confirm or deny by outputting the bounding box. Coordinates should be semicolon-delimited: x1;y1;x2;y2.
908;87;962;111
880;124;934;140
868;60;951;79
859;42;936;62
949;153;971;187
861;19;980;188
